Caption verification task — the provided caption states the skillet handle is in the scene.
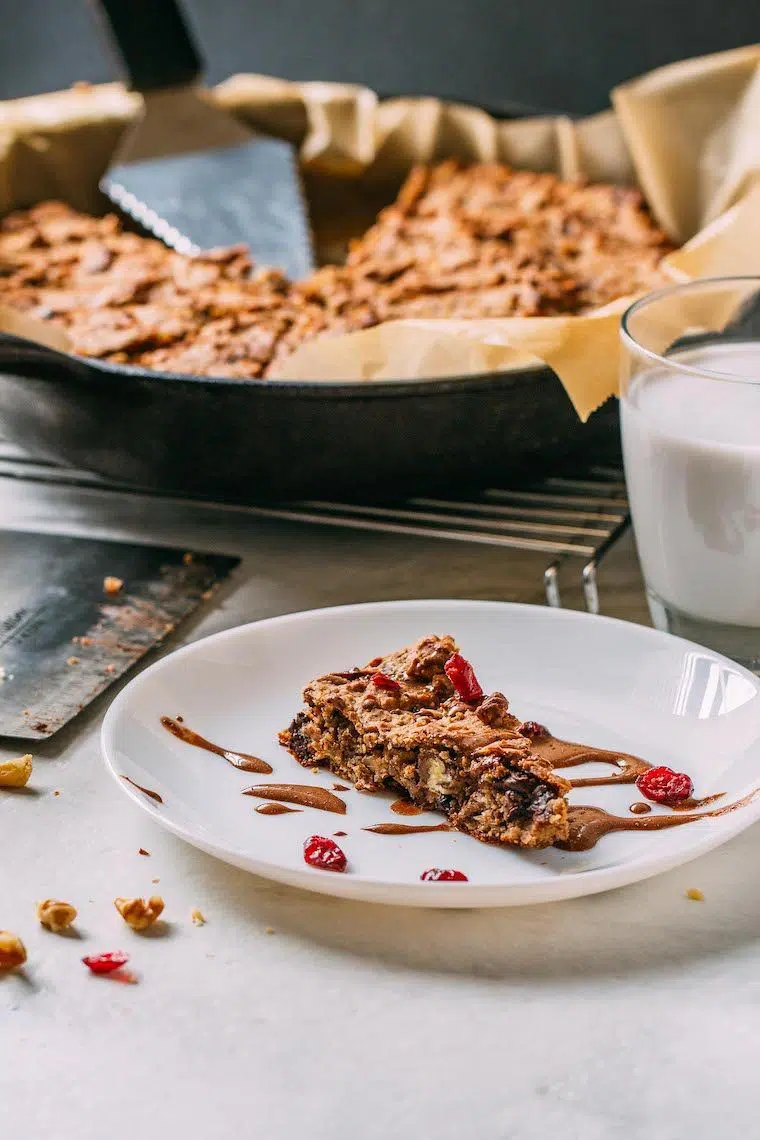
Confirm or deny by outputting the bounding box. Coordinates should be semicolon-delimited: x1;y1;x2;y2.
89;0;203;93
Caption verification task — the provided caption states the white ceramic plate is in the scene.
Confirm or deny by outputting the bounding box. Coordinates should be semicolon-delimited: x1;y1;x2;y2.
101;600;760;907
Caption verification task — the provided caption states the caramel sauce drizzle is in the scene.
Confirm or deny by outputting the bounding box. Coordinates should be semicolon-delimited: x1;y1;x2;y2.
560;788;759;852
121;776;163;803
161;716;272;773
243;783;347;814
531;734;650;787
255;803;301;816
364;822;450;835
390;798;424;817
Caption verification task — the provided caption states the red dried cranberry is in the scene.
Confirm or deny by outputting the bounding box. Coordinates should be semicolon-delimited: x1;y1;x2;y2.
371;671;401;693
519;721;549;739
635;766;693;805
303;835;347;872
420;868;468;882
82;951;129;975
444;654;483;704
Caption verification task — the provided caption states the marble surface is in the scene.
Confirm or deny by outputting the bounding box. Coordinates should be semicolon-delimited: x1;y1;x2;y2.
1;477;757;1140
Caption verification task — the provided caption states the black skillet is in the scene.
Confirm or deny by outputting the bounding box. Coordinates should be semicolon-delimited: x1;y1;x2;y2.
0;334;620;501
0;13;620;503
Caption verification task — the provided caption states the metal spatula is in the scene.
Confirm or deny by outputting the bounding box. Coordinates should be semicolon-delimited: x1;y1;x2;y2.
91;0;314;278
0;529;239;740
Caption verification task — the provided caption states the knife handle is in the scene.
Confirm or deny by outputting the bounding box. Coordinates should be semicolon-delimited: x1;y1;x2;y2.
90;0;203;92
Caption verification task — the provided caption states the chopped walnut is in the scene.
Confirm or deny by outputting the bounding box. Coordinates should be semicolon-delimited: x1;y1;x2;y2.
114;895;165;931
191;908;206;926
476;692;514;728
103;576;124;595
0;931;27;969
36;898;77;933
0;753;33;788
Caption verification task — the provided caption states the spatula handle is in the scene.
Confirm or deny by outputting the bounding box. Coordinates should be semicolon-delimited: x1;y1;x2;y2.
90;0;203;92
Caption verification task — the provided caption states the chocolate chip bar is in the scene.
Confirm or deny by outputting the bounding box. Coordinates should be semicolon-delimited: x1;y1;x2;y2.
280;635;570;848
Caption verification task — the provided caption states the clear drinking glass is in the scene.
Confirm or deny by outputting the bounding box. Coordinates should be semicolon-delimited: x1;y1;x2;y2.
620;277;760;670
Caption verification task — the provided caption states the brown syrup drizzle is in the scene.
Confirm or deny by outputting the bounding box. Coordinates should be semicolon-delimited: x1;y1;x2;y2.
243;784;347;814
255;803;301;816
560;789;759;852
121;776;163;803
390;798;424;817
629;802;651;815
532;734;651;788
364;822;450;835
161;716;272;773
671;793;726;812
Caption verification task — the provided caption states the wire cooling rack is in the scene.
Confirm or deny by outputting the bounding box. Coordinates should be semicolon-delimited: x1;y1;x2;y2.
0;439;629;612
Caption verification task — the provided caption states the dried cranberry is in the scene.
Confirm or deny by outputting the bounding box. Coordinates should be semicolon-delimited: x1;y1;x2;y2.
420;868;468;882
635;766;693;805
371;671;401;692
82;951;129;975
444;654;483;704
520;721;549;739
303;835;347;872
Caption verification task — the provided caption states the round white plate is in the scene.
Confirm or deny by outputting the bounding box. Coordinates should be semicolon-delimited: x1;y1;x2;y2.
102;599;760;907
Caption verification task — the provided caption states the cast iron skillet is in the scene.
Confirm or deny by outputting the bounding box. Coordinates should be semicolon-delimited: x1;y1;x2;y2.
0;18;620;504
0;332;620;502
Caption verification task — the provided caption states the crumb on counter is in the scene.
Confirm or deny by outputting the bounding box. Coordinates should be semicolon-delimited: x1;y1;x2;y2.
686;888;705;902
191;908;206;926
0;753;33;788
66;656;80;666
37;898;77;933
138;848;150;856
0;931;27;970
265;926;275;935
103;576;124;595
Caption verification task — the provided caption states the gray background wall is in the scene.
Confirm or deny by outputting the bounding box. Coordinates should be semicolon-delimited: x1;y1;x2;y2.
1;0;758;114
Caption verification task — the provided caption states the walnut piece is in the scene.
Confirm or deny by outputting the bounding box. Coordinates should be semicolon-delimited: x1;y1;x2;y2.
114;895;165;931
36;898;78;933
0;931;27;969
103;575;124;595
0;753;33;788
476;691;514;728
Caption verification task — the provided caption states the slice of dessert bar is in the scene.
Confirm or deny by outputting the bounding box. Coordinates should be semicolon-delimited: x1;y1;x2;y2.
280;635;569;848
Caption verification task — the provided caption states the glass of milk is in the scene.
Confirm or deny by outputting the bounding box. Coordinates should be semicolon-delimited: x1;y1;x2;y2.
620;277;760;669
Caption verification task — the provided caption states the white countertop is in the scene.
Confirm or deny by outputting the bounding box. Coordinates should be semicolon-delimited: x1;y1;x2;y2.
2;478;758;1140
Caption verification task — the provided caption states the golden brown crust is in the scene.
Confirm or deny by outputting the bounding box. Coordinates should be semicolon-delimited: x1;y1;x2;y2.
0;164;673;379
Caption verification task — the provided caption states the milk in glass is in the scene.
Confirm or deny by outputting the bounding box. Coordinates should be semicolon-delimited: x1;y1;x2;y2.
621;343;760;627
